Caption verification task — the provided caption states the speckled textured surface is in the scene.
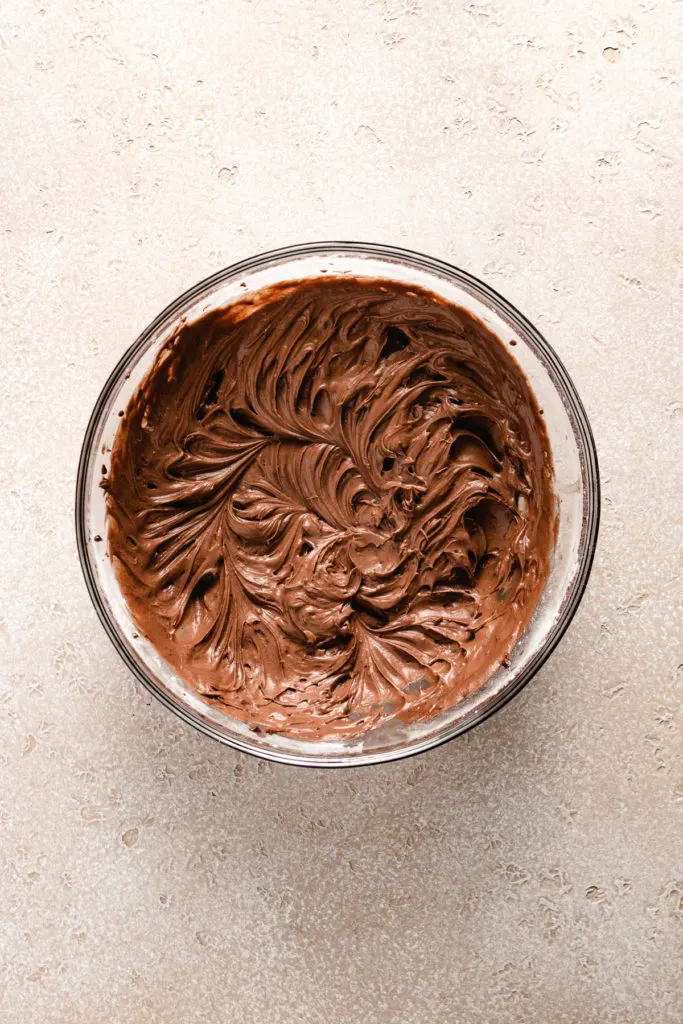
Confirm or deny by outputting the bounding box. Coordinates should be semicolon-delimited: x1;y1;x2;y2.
1;1;681;1021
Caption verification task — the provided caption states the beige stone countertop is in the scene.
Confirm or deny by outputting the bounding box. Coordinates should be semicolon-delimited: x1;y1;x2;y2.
1;1;681;1021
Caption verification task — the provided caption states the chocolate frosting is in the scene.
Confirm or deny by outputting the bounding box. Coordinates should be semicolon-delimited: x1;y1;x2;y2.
106;277;555;740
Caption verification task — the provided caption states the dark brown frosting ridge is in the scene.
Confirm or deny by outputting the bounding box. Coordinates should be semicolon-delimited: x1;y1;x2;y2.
106;277;555;740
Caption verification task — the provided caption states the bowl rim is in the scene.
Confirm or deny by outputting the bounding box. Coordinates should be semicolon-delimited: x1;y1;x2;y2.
75;240;600;767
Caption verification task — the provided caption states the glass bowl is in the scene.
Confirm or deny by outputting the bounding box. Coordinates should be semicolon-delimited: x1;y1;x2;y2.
75;242;600;767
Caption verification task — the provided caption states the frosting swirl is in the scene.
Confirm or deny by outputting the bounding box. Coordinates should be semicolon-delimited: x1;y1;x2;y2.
106;277;555;740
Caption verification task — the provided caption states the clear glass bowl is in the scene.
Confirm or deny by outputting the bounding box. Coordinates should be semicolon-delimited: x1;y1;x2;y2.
76;242;600;766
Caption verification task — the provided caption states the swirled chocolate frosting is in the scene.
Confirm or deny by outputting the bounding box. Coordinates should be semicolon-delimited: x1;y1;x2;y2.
106;277;555;740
